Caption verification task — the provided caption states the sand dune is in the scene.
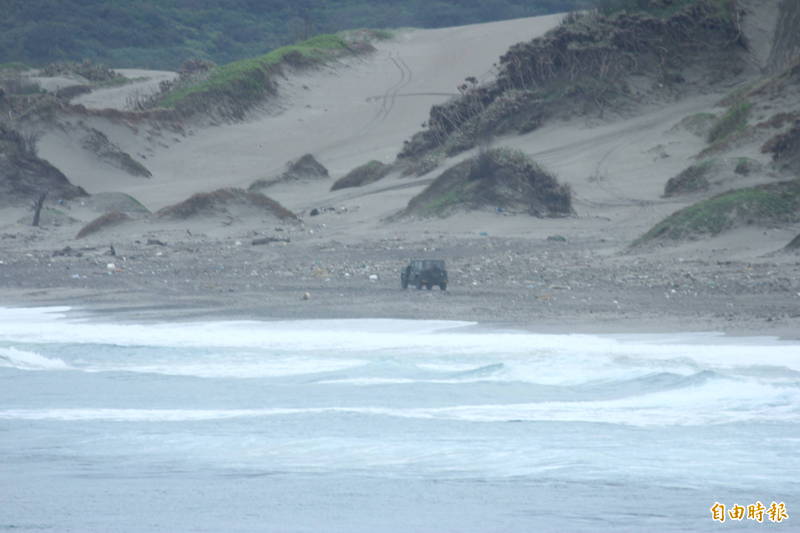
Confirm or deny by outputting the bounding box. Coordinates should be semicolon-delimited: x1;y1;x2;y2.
3;9;799;334
35;11;782;247
38;16;563;210
25;9;800;250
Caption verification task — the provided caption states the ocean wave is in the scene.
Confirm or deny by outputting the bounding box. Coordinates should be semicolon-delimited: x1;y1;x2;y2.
315;361;507;385
454;362;505;378
2;308;800;388
79;355;791;388
0;347;70;371
107;357;367;379
584;369;721;392
2;309;799;373
3;377;796;426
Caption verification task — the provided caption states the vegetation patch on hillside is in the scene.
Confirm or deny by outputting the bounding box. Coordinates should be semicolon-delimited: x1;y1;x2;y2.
664;160;714;196
399;0;743;161
0;62;29;72
0;72;43;97
331;160;392;190
636;180;800;244
84;192;150;216
762;120;800;174
81;128;152;177
0;124;87;205
707;100;752;144
400;152;443;177
41;60;123;84
152;34;367;119
402;148;572;218
249;154;329;192
76;211;131;239
785;233;800;251
156;188;298;221
671;112;717;137
734;157;759;175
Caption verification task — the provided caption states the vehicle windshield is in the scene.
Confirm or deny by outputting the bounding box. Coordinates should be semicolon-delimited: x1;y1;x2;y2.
415;259;444;270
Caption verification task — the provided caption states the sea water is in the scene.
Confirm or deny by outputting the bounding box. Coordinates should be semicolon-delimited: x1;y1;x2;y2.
0;307;798;532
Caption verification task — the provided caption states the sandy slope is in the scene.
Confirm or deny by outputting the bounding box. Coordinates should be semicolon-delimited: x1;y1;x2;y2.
38;15;563;210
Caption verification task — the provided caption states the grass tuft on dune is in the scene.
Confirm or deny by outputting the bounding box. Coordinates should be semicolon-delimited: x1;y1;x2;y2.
157;34;354;117
636;180;800;244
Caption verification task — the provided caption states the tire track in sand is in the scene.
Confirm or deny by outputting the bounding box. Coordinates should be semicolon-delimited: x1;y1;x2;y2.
321;50;414;155
367;51;413;129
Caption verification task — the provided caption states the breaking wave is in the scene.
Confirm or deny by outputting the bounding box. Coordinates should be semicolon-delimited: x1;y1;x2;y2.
0;347;70;371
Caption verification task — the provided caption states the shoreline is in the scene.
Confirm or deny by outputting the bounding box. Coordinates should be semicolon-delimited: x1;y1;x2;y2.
2;230;799;340
3;290;798;341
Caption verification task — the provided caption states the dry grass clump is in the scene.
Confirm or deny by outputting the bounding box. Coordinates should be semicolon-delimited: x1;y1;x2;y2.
403;148;571;218
707;101;752;144
331;160;391;191
156;188;297;220
637;180;800;244
399;0;742;161
0;124;87;204
664;160;714;196
76;211;131;239
249;154;328;192
81;128;152;177
762;120;800;173
152;34;369;120
41;60;122;83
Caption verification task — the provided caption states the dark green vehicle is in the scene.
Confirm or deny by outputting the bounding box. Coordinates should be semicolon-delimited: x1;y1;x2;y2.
401;259;448;290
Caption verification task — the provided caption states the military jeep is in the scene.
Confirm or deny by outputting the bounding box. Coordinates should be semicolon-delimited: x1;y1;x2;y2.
401;259;448;290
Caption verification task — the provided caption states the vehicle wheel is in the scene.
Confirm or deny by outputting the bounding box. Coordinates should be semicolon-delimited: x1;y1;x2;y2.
440;283;447;291
416;281;423;290
426;284;432;290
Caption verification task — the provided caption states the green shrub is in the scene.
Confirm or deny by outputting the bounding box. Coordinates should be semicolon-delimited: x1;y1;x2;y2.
371;29;394;40
673;112;717;137
158;34;349;113
156;188;297;220
707;101;752;144
636;180;800;244
331;160;392;190
664;160;714;196
0;62;29;72
401;0;742;162
734;157;756;175
0;74;42;95
404;147;571;217
599;0;734;20
401;152;442;177
41;60;121;82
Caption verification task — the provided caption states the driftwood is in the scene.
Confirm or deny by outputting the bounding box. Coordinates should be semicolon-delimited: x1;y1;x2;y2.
32;192;47;227
252;237;290;246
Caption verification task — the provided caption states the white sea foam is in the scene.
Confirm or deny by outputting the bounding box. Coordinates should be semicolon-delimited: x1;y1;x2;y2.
316;377;420;385
0;347;70;371
2;377;796;426
2;308;799;363
101;357;367;378
2;307;800;384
